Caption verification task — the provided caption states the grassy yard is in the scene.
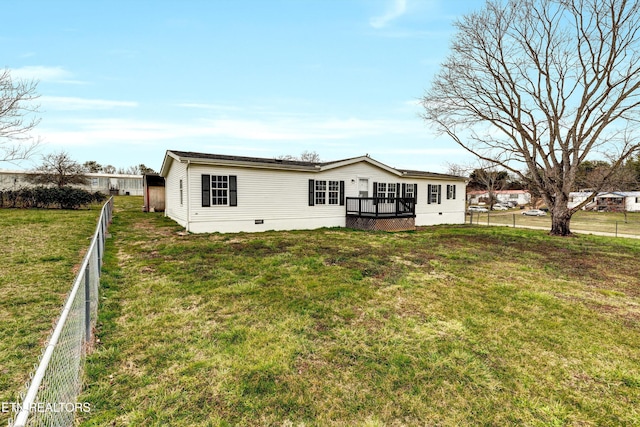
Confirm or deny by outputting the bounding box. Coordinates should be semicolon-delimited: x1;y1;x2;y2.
0;204;103;425
78;196;640;426
474;209;640;237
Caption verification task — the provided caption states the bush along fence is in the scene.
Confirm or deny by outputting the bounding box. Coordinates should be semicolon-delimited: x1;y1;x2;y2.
0;186;107;209
10;197;114;427
467;211;640;238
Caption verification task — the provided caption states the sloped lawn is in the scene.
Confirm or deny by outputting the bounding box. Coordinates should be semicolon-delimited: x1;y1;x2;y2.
81;196;639;426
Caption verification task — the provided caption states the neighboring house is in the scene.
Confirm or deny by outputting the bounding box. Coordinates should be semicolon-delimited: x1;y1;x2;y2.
467;190;531;206
0;170;143;196
569;191;640;212
159;150;468;233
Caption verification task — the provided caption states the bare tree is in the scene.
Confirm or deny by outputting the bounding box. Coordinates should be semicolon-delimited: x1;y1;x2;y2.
469;163;509;209
277;150;321;163
29;151;88;187
83;160;103;173
0;69;40;164
421;0;640;235
448;160;509;209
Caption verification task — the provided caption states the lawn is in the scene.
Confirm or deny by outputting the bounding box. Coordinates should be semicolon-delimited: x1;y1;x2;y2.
78;196;640;426
0;204;104;425
473;209;640;237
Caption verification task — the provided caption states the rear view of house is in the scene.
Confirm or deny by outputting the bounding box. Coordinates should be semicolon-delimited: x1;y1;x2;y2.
160;150;467;233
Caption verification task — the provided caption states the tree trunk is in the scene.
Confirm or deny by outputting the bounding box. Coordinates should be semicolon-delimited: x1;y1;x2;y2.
550;205;573;236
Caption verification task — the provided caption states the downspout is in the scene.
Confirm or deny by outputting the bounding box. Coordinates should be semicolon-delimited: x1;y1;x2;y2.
186;159;191;233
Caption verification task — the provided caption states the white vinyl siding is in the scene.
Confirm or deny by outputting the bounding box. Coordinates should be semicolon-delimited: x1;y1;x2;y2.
166;160;466;233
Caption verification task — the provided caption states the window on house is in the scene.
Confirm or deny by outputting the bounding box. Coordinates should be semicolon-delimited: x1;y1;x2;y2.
328;181;340;205
315;180;327;205
308;179;345;206
404;183;416;201
375;182;399;201
636;197;640;203
201;174;237;207
446;184;456;200
427;184;442;204
376;182;387;200
211;175;228;205
387;183;397;201
315;180;341;205
179;179;183;206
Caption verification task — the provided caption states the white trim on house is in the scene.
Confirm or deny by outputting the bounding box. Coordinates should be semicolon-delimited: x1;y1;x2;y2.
160;150;468;233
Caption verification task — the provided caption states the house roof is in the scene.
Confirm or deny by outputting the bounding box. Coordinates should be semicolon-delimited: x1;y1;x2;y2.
467;190;530;195
160;150;466;181
570;191;640;197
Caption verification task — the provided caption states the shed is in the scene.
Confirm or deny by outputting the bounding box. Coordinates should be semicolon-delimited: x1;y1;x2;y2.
143;174;166;212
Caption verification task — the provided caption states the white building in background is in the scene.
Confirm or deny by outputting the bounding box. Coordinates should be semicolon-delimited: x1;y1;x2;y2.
0;170;143;196
569;191;640;212
467;190;531;206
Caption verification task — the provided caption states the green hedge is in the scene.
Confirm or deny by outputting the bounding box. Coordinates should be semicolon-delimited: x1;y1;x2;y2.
0;186;107;209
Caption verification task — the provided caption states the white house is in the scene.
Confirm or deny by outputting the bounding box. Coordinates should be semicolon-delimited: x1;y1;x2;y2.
467;189;531;206
569;191;640;212
159;150;468;233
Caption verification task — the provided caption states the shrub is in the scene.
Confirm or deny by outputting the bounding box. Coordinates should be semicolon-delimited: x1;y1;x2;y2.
0;186;107;209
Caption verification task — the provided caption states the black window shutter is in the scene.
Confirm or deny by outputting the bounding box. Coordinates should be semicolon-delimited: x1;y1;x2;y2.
373;182;378;204
201;174;210;207
229;175;238;206
446;184;451;200
396;183;400;198
453;185;456;199
339;181;345;206
427;184;431;204
402;183;406;197
308;179;315;206
438;185;442;204
414;184;417;203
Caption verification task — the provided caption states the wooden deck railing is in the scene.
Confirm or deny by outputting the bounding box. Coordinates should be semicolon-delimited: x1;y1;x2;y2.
346;197;415;218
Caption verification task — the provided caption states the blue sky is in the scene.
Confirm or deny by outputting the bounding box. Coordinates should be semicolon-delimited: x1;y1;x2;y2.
2;0;482;173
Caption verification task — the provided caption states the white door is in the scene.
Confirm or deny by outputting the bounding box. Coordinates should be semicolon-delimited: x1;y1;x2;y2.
358;178;369;197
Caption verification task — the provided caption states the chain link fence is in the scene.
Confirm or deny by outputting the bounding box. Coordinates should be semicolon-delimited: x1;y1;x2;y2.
10;197;113;427
467;210;640;238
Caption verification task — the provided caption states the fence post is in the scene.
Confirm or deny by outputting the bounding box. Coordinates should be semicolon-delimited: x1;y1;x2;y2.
97;224;102;270
513;213;516;228
616;221;618;237
487;211;490;226
84;264;91;344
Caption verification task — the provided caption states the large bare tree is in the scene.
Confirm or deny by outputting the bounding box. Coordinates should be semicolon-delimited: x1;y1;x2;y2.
0;68;40;163
421;0;640;235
